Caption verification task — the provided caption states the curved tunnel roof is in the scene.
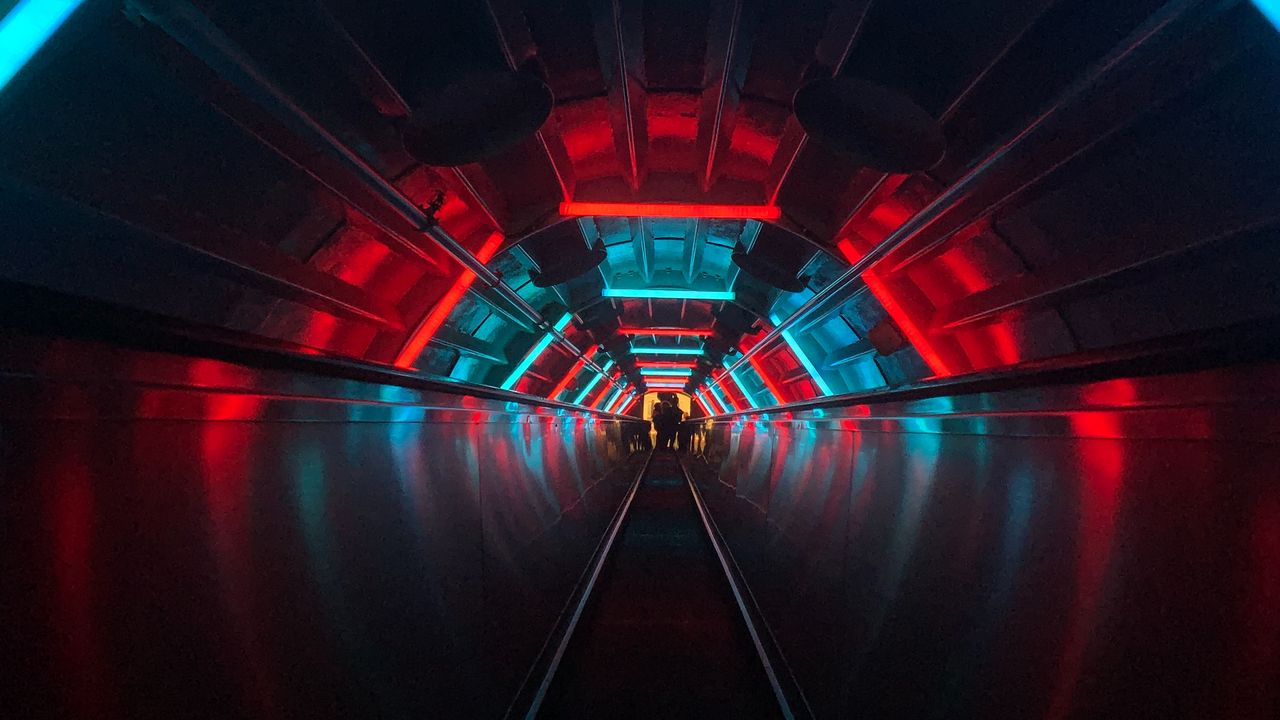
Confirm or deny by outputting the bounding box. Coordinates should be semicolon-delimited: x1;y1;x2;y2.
3;0;1279;412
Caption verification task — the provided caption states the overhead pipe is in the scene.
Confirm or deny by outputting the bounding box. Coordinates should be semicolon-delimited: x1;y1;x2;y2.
705;0;1235;393
131;0;623;391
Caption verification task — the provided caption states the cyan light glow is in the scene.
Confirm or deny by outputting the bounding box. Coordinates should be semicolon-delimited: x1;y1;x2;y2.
0;0;86;91
571;360;614;404
1254;1;1280;30
707;380;737;413
728;369;761;410
0;0;85;90
500;313;573;390
640;367;693;376
608;390;636;413
631;346;703;356
696;389;721;415
771;314;834;396
600;386;626;413
603;288;735;301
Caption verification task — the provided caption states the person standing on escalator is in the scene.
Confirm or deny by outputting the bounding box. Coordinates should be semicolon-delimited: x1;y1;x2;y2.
654;401;675;450
669;403;686;452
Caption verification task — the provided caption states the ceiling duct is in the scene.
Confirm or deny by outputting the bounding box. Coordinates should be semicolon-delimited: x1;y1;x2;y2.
793;77;945;173
731;249;811;292
713;303;762;337
602;335;632;358
530;240;608;287
402;64;553;166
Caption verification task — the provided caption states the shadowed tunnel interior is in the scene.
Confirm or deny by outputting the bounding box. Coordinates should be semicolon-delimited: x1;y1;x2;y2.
2;0;1280;718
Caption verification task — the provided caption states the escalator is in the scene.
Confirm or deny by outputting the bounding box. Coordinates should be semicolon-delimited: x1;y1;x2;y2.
533;451;784;720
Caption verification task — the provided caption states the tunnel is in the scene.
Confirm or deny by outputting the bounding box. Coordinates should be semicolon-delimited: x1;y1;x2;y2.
3;0;1280;718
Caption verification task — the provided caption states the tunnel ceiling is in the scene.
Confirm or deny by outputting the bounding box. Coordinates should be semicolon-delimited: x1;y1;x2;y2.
3;0;1279;412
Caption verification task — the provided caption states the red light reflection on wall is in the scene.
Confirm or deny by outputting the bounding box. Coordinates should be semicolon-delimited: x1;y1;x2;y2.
747;354;787;404
548;350;594;401
852;257;953;377
395;232;504;368
200;423;281;718
1223;492;1280;717
1045;435;1125;720
588;379;616;410
50;448;114;718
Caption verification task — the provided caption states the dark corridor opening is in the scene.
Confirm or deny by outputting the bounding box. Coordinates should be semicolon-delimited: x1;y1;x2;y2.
3;0;1280;718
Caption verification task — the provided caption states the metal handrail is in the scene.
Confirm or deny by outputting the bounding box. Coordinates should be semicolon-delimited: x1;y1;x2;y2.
133;0;625;394
704;0;1226;393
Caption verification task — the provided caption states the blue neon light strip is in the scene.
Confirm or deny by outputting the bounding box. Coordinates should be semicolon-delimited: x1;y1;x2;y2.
771;314;833;396
600;387;625;413
607;390;635;413
1254;1;1280;30
571;360;614;405
707;380;737;413
640;367;693;376
697;389;723;415
500;313;573;390
728;369;761;410
0;0;86;92
631;346;703;355
603;288;735;301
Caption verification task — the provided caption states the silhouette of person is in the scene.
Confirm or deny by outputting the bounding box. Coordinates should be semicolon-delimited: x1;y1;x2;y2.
654;401;675;450
668;403;686;452
676;412;692;454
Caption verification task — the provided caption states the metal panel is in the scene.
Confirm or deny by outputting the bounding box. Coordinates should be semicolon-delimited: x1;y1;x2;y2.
0;338;643;719
687;361;1280;718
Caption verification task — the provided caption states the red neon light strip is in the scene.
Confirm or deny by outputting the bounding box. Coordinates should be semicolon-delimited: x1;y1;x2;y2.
747;355;786;404
560;201;781;220
701;387;729;414
636;361;697;369
395;232;504;368
708;374;737;412
588;381;615;410
548;350;592;401
838;239;952;377
862;270;952;377
620;395;640;414
692;394;711;416
619;327;714;337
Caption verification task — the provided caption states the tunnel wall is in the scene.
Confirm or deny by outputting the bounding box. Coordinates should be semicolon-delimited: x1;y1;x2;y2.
687;363;1280;720
0;335;644;719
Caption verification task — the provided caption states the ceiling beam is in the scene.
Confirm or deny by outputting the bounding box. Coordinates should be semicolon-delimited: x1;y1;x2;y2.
307;0;410;118
710;0;1234;391
132;0;625;390
828;0;1059;243
3;177;404;330
682;218;707;284
696;0;760;193
483;0;576;201
592;0;648;191
631;217;654;283
430;325;507;365
764;0;873;205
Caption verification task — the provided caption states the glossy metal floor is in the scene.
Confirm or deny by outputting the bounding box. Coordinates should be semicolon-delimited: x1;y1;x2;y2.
539;451;781;720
